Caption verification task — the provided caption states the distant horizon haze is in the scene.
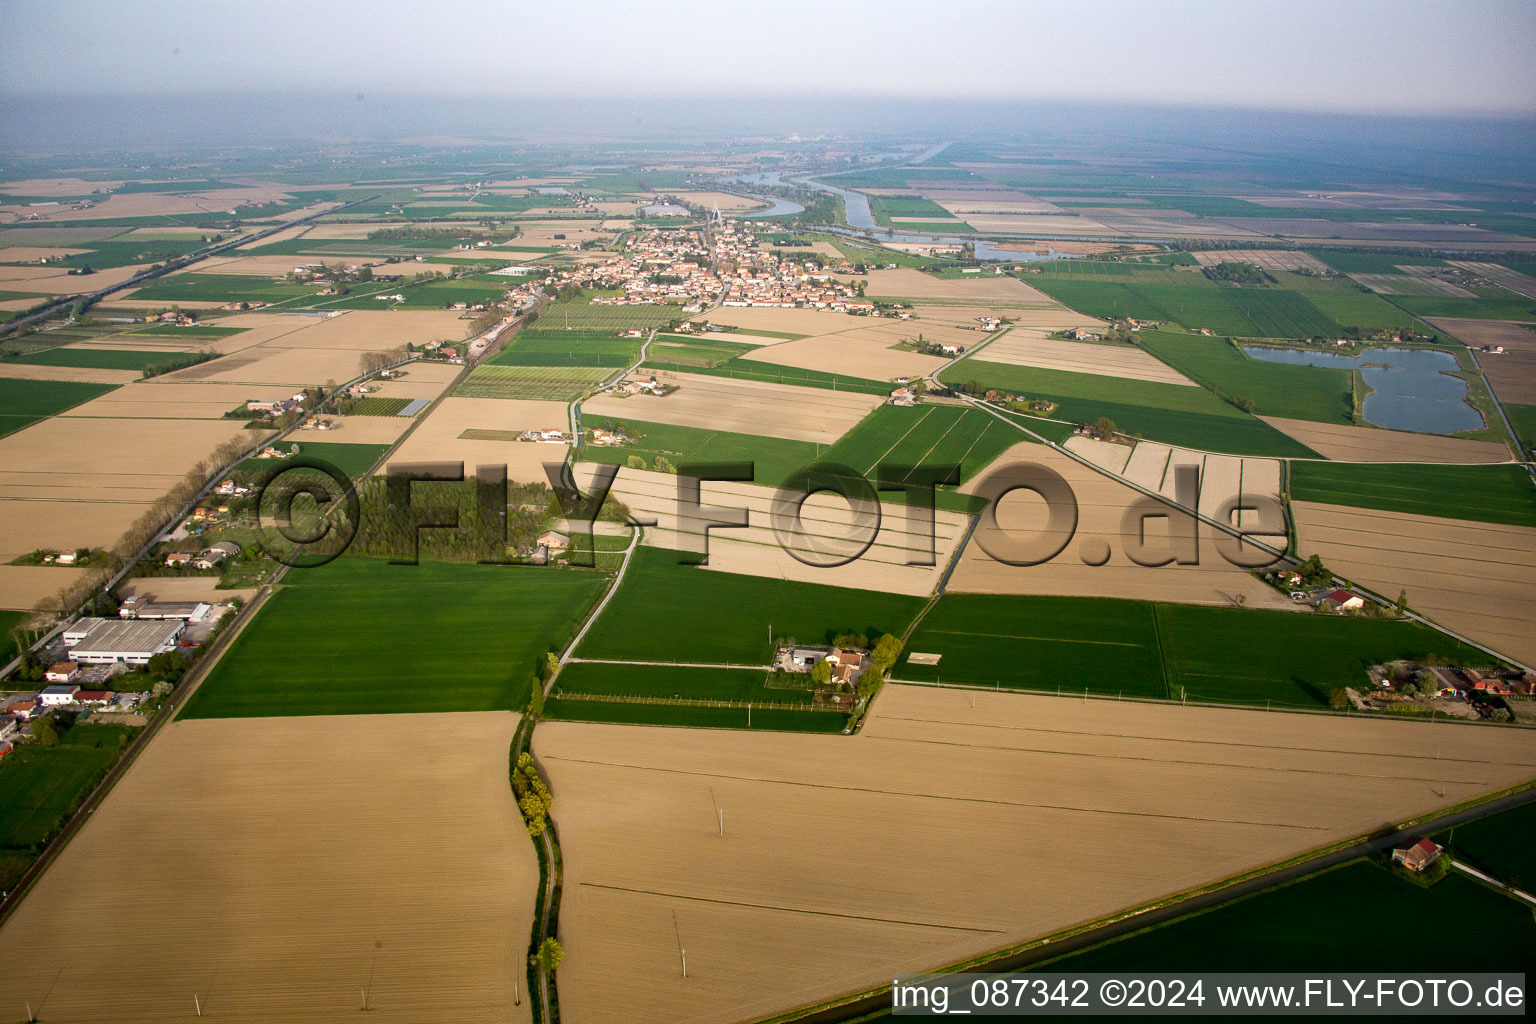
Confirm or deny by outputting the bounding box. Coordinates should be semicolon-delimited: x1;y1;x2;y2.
1;0;1533;118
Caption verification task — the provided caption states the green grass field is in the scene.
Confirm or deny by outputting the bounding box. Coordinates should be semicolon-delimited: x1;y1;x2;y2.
0;724;133;890
899;596;1489;707
126;325;245;339
344;396;413;416
577;418;820;488
556;663;811;705
183;559;609;717
575;547;926;664
1503;402;1536;456
0;610;29;664
543;697;848;732
0;378;117;437
237;441;390;480
646;334;757;367
0;347;201;374
1024;860;1535;974
1290;461;1536;527
946;359;1317;457
900;594;1167;697
457;363;612;400
1390;293;1536;321
820;404;1019;483
495;328;642;365
1154;603;1491;706
1298;288;1432;333
127;273;321;303
1440;802;1536;893
539;301;681;332
1137;332;1353;424
1307;252;1448;275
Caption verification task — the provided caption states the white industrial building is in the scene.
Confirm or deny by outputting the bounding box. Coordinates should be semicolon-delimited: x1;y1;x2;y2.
118;595;213;622
67;619;183;665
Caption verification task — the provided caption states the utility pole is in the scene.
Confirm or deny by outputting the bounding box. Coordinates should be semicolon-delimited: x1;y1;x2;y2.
718;808;724;835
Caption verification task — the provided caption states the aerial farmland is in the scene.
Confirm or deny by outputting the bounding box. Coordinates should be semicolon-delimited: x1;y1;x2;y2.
2;9;1536;1021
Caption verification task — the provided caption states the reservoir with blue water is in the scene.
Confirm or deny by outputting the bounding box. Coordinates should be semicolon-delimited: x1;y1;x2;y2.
1240;345;1483;435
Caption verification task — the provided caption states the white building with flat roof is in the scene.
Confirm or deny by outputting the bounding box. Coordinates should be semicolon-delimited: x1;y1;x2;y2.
68;619;183;666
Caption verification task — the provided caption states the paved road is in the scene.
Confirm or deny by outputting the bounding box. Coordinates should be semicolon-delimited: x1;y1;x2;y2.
1452;858;1536;905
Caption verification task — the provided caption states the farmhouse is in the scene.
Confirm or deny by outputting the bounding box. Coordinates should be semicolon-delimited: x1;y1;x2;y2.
537;530;572;551
1321;588;1365;612
163;552;192;567
67;619;183;666
45;662;80;683
40;684;80;706
1391;837;1443;873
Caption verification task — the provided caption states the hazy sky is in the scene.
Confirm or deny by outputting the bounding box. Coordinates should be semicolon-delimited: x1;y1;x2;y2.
2;0;1533;116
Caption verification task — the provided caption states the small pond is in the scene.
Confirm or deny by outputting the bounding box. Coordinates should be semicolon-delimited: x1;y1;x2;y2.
1241;345;1483;434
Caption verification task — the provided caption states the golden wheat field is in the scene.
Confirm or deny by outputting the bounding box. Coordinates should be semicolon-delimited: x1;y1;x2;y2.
540;686;1536;1024
0;713;535;1024
1292;500;1536;666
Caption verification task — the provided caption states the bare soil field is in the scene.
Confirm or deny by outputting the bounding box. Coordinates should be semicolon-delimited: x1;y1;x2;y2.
962;213;1124;236
862;269;1055;305
0;713;534;1024
674;191;766;211
1427;319;1536;404
1292;501;1536;667
59;380;295;419
579;464;968;595
1349;274;1475;298
1260;416;1511;464
743;334;947;380
1189;250;1329;273
386;396;569;483
0;564;89;610
0;246;93;262
947;443;1291;608
0;362;141;384
0;498;148;562
539;690;1536;1024
310;415;413;444
0;262;152;295
1069;439;1284;532
496;222;613;247
0;413;253;558
1448;261;1536;300
177;254;394;278
117;576;257;605
693;306;874;336
261;311;469;351
979;331;1195;385
582;369;881;446
0;188;292;223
